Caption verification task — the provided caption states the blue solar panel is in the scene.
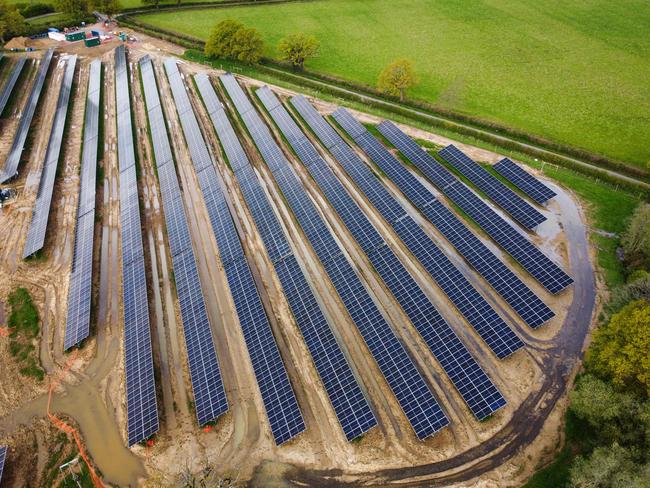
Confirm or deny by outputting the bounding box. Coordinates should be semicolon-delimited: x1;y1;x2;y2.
259;87;512;415
196;73;377;441
494;158;556;205
164;60;304;444
115;46;159;446
0;445;5;484
344;116;572;295
0;57;27;117
0;49;54;184
64;59;101;351
439;145;546;229
222;73;452;436
24;55;78;258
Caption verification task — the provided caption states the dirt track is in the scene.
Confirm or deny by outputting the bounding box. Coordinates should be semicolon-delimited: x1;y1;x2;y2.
0;33;597;488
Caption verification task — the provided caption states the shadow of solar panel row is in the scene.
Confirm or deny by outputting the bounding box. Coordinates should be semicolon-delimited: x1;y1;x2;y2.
494;158;556;205
384;135;571;293
0;49;54;184
289;99;535;351
439;145;546;229
23;56;78;259
0;57;27;117
63;60;101;351
221;74;450;438
114;46;159;446
0;445;5;485
195;74;376;441
366;121;554;327
260;88;512;418
164;61;306;443
140;57;228;428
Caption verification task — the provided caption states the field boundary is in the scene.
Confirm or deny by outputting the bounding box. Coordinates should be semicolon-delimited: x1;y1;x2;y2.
118;15;650;194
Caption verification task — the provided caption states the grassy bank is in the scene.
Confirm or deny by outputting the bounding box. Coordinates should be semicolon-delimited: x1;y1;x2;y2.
7;287;45;381
136;0;650;169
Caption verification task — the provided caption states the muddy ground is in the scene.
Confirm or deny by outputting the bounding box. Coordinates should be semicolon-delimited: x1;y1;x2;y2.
0;29;598;488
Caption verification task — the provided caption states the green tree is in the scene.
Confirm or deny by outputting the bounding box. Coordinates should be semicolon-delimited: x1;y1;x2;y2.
94;0;121;17
0;0;25;43
587;300;650;395
230;26;263;64
569;443;649;488
278;33;320;70
140;0;160;8
377;59;418;102
205;19;244;59
204;19;264;64
621;203;650;269
55;0;89;15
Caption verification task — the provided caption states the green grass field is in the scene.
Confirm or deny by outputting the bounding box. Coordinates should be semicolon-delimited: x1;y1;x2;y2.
137;0;650;168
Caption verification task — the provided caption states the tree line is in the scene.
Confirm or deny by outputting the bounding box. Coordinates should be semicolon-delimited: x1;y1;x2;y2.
548;202;650;487
204;19;419;101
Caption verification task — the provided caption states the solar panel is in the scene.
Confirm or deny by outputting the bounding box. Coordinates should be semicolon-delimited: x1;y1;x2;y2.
357;117;573;295
259;87;513;416
195;73;377;441
0;49;54;184
114;46;159;446
63;59;101;351
164;59;307;443
0;445;5;484
23;56;78;258
364;120;555;326
0;57;27;117
222;73;453;436
494;158;557;205
438;145;546;229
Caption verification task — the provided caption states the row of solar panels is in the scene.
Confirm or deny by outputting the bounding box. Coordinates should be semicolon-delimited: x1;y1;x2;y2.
0;445;5;485
0;57;28;117
195;73;378;441
23;55;78;259
0;49;54;184
64;59;102;351
142;57;229;430
114;46;160;447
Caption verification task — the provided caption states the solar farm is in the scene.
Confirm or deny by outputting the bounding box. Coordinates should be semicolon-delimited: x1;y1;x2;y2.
0;37;598;487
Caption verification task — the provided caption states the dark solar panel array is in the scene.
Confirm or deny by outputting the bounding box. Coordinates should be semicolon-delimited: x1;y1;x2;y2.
494;158;556;205
64;59;102;351
150;58;230;429
115;46;159;446
365;120;555;326
260;88;511;417
288;98;535;346
23;56;78;258
165;60;308;443
0;57;27;117
438;145;546;229
372;121;572;294
0;49;54;184
196;74;376;441
0;445;5;484
221;73;451;436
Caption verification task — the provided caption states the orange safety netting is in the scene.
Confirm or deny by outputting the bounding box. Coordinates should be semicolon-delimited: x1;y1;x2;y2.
47;350;105;488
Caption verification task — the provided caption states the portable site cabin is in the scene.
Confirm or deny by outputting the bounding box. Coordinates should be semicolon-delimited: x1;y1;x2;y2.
84;37;101;47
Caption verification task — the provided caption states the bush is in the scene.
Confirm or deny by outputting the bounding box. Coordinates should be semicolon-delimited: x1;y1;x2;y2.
19;3;54;18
